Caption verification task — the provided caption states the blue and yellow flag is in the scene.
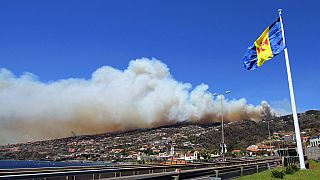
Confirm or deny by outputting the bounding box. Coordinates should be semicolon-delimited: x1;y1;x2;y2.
243;18;285;70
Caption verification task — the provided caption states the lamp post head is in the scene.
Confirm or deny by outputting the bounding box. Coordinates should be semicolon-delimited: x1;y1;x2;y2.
213;91;230;96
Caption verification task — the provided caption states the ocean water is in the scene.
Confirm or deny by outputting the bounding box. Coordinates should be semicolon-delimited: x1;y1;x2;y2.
0;160;105;169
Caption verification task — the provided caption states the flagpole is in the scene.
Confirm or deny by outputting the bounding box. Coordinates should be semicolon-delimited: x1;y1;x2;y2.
278;9;306;169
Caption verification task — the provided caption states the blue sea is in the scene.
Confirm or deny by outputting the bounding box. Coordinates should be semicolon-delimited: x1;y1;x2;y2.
0;160;105;169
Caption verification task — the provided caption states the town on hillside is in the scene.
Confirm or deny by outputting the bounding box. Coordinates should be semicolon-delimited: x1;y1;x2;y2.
1;110;319;164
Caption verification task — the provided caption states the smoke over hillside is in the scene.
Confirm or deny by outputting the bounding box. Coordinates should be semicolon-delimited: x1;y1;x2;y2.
0;58;274;144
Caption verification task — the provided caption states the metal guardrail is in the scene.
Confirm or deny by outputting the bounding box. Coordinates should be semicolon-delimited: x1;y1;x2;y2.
104;159;280;180
0;168;118;180
0;158;281;180
0;165;110;175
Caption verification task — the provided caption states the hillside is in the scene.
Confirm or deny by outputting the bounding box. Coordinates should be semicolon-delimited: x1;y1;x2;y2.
0;110;319;161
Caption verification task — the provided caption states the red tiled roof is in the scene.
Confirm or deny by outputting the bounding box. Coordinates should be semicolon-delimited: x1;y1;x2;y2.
247;148;259;152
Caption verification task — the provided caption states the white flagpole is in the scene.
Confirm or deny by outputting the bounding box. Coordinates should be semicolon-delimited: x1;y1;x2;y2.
278;9;306;169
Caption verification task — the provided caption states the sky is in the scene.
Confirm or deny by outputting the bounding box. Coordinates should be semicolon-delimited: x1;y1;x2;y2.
0;0;319;113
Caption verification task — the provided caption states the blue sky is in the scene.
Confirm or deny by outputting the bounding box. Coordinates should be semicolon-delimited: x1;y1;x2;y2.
0;0;319;112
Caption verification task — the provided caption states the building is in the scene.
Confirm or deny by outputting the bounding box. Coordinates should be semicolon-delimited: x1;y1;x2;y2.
257;145;274;151
310;135;320;147
283;134;295;142
170;146;175;155
247;145;258;151
302;136;310;143
184;151;198;162
246;145;259;156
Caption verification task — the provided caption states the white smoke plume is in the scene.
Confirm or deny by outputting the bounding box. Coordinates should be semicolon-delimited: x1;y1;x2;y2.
0;58;274;144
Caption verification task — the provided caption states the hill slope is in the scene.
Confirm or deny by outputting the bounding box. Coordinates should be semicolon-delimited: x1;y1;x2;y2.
0;110;319;161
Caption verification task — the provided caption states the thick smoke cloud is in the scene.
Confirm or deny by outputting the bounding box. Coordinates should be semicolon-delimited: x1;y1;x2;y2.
0;58;273;144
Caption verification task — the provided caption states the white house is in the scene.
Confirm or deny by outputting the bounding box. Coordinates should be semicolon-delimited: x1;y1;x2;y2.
184;151;198;162
170;146;175;155
310;135;320;147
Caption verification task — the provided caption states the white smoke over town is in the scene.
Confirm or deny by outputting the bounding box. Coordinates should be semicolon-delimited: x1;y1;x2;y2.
0;58;274;144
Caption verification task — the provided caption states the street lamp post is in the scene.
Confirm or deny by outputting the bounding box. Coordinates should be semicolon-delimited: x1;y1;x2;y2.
263;120;272;152
267;120;271;147
213;90;231;162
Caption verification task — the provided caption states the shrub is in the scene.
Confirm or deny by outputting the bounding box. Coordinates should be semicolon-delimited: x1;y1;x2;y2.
285;164;299;174
285;165;295;174
291;164;299;172
271;169;285;179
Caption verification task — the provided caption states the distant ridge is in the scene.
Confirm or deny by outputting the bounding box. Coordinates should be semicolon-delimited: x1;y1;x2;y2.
1;110;319;161
7;110;320;146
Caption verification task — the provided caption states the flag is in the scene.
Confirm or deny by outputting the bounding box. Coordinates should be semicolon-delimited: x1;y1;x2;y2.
243;18;285;70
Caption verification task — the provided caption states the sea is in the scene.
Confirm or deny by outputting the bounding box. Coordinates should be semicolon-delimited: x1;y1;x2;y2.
0;160;106;169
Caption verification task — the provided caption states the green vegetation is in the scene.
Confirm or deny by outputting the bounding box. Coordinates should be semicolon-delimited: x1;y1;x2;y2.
271;169;285;178
284;165;299;175
237;160;320;179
